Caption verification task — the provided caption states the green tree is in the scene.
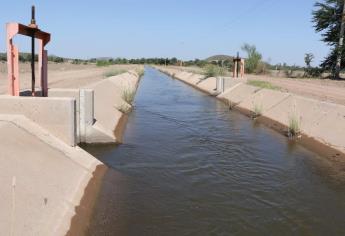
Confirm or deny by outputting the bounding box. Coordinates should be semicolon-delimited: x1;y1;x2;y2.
313;0;344;74
304;53;314;68
171;57;178;65
241;43;262;73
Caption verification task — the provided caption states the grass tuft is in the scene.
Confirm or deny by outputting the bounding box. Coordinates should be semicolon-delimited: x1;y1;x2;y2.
247;80;280;90
227;100;235;110
122;87;136;105
288;114;301;138
252;103;263;119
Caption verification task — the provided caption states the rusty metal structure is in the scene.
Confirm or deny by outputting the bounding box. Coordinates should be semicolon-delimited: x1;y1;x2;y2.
6;6;51;96
233;52;245;78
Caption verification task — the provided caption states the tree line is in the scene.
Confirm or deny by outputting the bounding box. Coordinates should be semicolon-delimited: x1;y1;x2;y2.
94;57;180;66
0;53;65;63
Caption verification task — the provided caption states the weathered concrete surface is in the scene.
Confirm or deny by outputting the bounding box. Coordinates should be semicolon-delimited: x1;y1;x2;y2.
85;71;140;143
49;88;94;144
0;115;105;236
218;83;260;105
188;74;204;84
157;66;345;155
48;71;141;144
238;89;291;114
0;67;142;235
197;77;217;94
48;89;82;142
223;77;245;91
263;95;345;153
0;96;76;146
0;70;141;145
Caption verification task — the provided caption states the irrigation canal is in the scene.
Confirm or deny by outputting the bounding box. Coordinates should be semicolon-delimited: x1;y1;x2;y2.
83;67;345;235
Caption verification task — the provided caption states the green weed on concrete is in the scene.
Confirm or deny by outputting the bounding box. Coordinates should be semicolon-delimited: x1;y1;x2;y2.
247;80;280;90
252;103;263;119
288;114;301;138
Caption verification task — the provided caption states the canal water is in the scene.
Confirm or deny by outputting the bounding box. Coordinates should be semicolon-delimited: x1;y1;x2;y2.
84;67;345;235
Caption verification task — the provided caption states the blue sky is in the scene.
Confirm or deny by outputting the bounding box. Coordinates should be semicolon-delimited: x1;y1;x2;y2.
0;0;329;66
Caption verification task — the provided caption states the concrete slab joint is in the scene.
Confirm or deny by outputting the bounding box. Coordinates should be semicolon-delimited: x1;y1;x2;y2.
48;88;95;144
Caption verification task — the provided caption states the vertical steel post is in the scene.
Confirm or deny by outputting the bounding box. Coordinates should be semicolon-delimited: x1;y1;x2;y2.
31;6;36;96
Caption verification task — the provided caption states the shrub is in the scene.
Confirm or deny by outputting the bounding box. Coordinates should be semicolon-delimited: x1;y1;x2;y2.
96;60;111;67
72;59;82;65
117;104;132;114
255;61;270;75
203;64;226;78
303;67;323;78
241;43;262;73
283;64;300;78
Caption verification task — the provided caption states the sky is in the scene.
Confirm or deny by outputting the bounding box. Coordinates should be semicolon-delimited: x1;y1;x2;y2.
0;0;330;66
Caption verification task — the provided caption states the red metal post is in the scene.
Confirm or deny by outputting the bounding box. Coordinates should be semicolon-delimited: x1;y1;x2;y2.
6;16;50;97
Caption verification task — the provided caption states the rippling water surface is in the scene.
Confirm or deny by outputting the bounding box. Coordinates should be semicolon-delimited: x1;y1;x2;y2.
84;67;345;236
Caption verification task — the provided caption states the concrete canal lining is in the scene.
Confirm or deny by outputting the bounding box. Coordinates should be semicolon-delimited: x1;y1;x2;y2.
0;96;76;146
86;71;141;143
0;114;105;235
0;69;142;235
156;66;345;156
49;88;94;144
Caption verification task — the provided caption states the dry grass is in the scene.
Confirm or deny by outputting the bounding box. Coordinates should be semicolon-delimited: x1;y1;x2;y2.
135;68;145;77
122;87;136;105
103;69;127;78
117;104;132;114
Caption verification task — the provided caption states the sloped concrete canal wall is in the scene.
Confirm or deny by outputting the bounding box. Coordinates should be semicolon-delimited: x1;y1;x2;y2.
156;66;345;156
0;69;142;235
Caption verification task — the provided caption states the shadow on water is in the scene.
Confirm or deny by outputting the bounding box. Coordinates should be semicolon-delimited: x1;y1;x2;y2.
83;67;345;236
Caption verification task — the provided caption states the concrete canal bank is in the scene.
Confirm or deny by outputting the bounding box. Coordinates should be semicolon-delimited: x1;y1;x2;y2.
0;69;142;235
156;66;345;158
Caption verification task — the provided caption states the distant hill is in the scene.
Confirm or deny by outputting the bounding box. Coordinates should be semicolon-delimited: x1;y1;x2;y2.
206;55;233;62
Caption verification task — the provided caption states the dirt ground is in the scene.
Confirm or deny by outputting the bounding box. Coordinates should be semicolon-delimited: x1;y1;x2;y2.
246;74;345;106
0;62;141;94
170;66;345;106
1;62;345;105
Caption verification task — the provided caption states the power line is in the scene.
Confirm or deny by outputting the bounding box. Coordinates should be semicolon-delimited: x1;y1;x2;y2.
224;0;277;30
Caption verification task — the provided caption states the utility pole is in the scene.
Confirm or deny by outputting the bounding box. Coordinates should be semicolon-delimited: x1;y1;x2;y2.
335;1;345;79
